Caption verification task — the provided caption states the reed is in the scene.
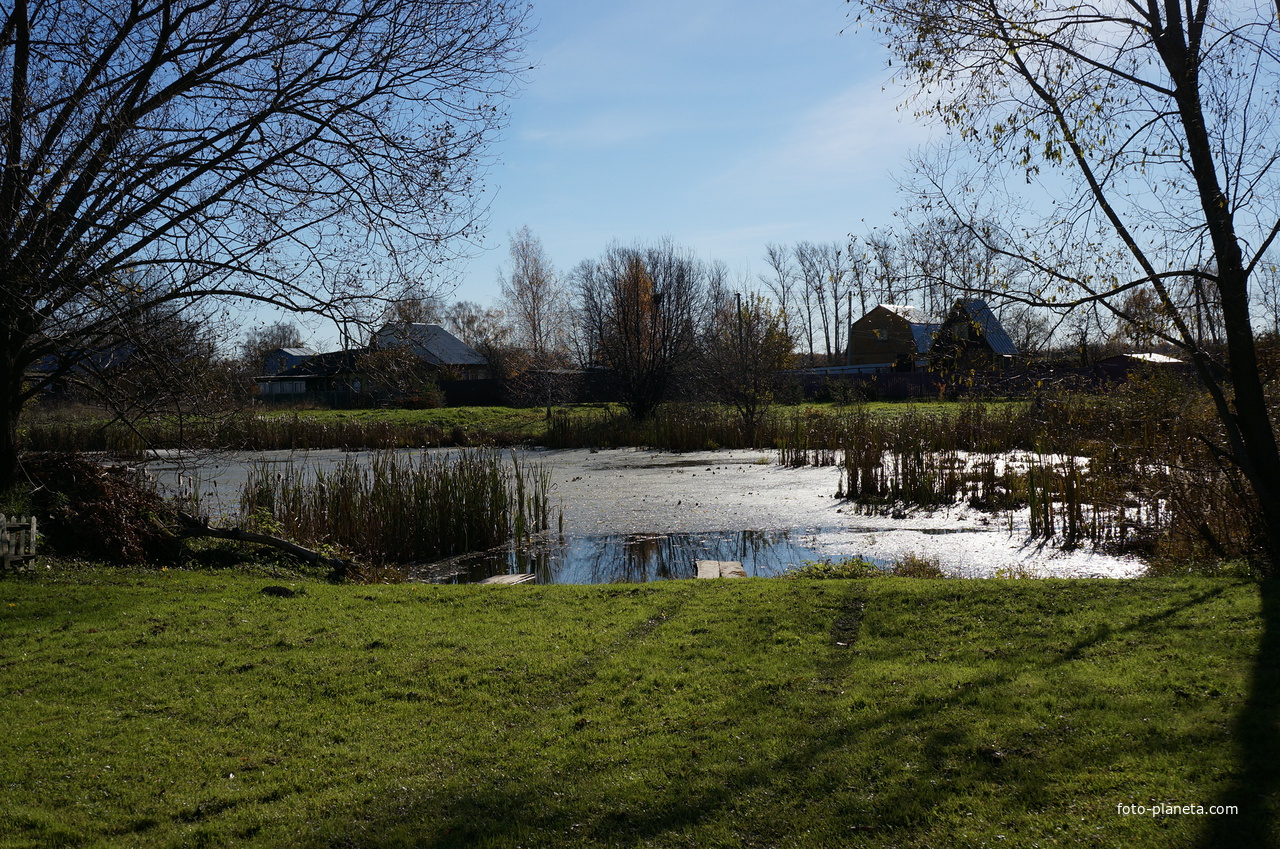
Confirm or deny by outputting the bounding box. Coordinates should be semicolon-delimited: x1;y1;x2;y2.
238;449;557;570
817;381;1263;567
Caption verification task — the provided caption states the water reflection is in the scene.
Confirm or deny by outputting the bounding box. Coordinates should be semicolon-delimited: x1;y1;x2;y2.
412;529;829;585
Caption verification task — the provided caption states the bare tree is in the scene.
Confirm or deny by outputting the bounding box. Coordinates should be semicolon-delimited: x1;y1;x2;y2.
864;229;903;308
241;322;305;367
499;226;575;411
844;236;874;324
702;292;796;437
380;292;443;326
999;303;1053;360
1255;262;1280;340
500;225;570;362
760;242;800;345
855;0;1280;563
573;240;714;420
793;241;852;365
439;300;515;374
0;0;528;488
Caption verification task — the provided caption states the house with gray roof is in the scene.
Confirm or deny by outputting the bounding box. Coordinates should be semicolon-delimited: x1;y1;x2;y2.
261;346;318;376
928;299;1018;370
372;323;490;380
254;323;490;406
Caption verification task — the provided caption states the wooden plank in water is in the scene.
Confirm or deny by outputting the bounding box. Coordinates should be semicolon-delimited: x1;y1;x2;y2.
695;560;747;579
478;573;536;585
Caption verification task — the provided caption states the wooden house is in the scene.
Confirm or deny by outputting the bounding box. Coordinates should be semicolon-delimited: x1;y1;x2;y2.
846;305;941;369
255;349;365;404
261;346;317;376
254;323;490;405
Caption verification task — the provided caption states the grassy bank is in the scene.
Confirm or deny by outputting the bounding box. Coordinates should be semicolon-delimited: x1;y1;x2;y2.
17;399;1018;455
2;570;1277;848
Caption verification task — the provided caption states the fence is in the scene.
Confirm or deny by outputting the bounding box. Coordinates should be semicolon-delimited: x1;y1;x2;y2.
1;515;38;570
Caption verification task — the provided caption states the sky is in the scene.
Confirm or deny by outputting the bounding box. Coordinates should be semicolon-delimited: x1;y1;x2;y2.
300;0;936;348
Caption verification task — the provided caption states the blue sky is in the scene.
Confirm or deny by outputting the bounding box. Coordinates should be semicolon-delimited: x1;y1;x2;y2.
443;0;931;305
281;0;935;349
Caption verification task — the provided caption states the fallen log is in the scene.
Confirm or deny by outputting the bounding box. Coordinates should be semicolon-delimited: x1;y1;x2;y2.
174;510;355;581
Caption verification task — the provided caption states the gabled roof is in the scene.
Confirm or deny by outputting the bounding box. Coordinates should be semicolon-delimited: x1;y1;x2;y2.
909;322;941;355
28;345;138;375
850;304;942;356
373;323;488;367
873;305;941;354
1123;352;1182;364
949;299;1017;356
878;304;940;326
272;349;362;378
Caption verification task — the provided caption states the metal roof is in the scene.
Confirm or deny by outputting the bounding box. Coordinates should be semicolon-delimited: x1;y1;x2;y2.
373;323;488;367
878;304;940;326
910;322;942;355
951;299;1018;356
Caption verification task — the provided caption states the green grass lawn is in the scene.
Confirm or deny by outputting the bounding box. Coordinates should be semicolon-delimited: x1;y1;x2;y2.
260;399;1028;443
2;571;1277;848
262;404;561;436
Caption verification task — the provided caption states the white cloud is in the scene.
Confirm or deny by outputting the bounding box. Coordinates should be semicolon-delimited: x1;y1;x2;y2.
710;79;936;197
519;108;673;149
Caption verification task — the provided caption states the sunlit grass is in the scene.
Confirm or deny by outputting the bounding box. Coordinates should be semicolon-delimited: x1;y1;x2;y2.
1;570;1273;847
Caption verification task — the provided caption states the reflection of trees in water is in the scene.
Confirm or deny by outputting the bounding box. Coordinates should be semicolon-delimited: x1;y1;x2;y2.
452;533;567;583
565;530;810;584
436;529;820;584
575;534;695;584
510;535;565;584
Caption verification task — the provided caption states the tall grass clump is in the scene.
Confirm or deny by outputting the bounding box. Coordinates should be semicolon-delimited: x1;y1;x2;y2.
239;450;556;567
816;376;1270;569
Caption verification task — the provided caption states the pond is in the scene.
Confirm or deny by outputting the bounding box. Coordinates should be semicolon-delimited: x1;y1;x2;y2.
147;447;1145;581
408;529;856;584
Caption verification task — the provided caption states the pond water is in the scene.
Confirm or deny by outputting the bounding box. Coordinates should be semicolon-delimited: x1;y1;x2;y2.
409;529;864;584
147;446;1145;582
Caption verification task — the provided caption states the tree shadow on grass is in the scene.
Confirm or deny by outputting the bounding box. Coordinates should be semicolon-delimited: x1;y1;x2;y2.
1198;579;1280;848
290;582;1245;848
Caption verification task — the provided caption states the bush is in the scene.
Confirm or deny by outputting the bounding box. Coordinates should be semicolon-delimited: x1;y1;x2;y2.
786;558;884;579
891;553;946;578
21;453;182;563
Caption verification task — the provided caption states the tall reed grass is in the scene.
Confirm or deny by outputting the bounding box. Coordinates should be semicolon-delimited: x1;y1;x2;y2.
811;379;1262;567
238;450;557;570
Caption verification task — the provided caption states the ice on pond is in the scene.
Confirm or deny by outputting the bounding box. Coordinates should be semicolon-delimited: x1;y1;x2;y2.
147;446;1146;582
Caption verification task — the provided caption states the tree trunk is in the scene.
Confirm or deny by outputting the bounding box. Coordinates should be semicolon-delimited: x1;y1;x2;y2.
174;511;354;581
1162;22;1280;568
0;346;24;492
0;398;19;493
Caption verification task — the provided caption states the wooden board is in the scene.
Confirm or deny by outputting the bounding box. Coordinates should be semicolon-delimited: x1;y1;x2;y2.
695;560;747;579
478;573;536;585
